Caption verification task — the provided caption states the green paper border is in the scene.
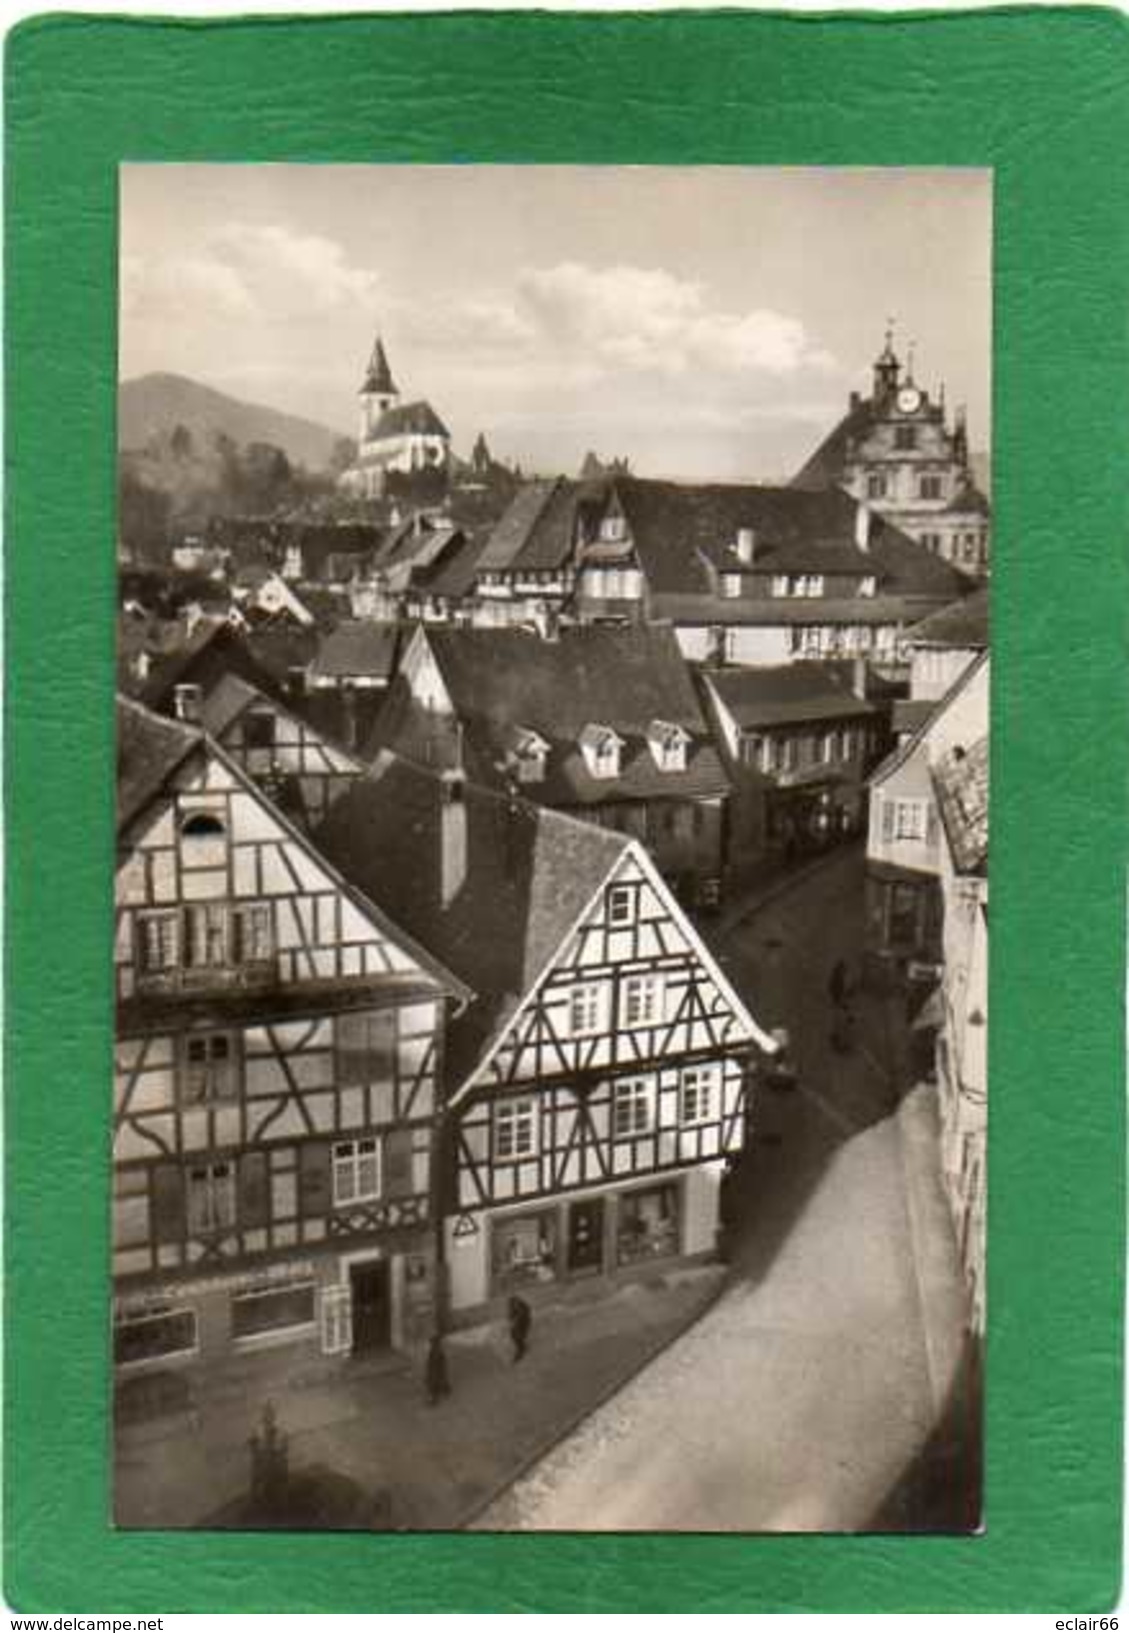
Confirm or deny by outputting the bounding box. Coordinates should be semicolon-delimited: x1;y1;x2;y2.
5;6;1127;1613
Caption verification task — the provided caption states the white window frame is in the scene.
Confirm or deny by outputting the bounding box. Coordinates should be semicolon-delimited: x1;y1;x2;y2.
567;981;608;1037
680;1063;720;1126
621;972;662;1029
493;1097;539;1163
332;1137;382;1206
607;884;636;927
859;575;877;598
893;799;928;842
613;1075;655;1139
721;571;742;599
771;575;789;598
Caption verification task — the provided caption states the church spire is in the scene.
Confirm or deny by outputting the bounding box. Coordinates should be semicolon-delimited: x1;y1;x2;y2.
362;334;398;398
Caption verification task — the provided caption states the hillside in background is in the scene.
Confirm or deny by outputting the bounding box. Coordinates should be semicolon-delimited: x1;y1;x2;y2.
119;373;348;473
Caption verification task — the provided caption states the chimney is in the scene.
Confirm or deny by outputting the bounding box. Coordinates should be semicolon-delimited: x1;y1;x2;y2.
173;683;202;724
850;655;868;700
439;767;468;910
849;390;861;411
854;502;872;553
735;527;756;565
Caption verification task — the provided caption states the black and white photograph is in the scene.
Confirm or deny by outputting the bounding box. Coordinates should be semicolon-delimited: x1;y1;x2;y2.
114;164;991;1534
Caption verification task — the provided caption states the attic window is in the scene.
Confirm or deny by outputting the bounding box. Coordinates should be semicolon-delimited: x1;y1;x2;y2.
180;810;228;867
859;576;877;598
721;571;742;600
243;711;276;750
513;732;548;785
181;812;226;841
600;515;626;543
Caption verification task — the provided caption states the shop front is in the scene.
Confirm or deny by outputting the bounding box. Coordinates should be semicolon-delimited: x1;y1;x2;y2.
445;1165;724;1320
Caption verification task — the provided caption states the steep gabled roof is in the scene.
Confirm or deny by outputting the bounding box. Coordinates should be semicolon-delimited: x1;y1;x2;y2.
117;695;468;1007
611;475;967;601
475;479;561;572
906;587;990;649
382;623;732;805
117;696;202;830
317;755;631;1083
705;663;876;730
789;399;875;490
139;620;283;714
310;621;400;683
369;400;449;442
362;335;398;397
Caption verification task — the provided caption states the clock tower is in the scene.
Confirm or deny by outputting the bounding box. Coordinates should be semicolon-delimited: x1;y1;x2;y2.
792;325;991;577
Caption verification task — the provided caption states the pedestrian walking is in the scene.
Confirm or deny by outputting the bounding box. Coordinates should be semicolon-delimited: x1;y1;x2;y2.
508;1294;532;1363
424;1334;451;1406
828;958;849;1008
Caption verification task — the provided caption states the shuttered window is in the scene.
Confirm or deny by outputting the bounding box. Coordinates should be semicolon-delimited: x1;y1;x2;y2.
336;1009;397;1085
239;1151;270;1229
151;1164;185;1244
298;1141;332;1215
382;1128;416;1197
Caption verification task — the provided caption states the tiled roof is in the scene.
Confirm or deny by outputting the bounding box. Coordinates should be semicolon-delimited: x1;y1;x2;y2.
118;696;465;1007
705;663;875;729
292;524;384;583
368;400;450;442
476;479;560;572
649;591;955;627
311;621;400;682
387;623;731;805
317;754;632;1086
906;587;990;649
932;735;989;874
789;400;876;490
611;476;967;600
892;698;937;737
117;696;202;830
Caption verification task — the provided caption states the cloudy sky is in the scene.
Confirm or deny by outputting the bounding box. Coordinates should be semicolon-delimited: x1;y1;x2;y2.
120;165;991;482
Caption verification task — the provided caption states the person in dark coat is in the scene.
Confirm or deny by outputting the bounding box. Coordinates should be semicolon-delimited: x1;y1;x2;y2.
424;1334;451;1405
508;1295;532;1363
828;959;849;1008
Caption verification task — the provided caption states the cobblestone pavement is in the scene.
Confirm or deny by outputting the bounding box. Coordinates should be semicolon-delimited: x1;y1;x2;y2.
476;847;973;1532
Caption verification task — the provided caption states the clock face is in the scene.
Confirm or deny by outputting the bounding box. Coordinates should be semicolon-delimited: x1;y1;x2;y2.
897;386;922;414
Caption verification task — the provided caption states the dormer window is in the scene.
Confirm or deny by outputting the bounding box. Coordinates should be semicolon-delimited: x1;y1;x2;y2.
511;727;549;785
647;720;690;773
579;723;624;780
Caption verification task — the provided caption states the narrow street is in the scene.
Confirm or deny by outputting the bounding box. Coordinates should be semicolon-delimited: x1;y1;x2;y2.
477;845;973;1532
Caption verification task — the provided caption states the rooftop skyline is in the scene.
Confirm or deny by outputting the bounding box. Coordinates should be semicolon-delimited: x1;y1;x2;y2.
121;165;992;482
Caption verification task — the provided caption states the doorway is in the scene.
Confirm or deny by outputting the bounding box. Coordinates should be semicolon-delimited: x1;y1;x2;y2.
349;1258;391;1353
567;1197;605;1276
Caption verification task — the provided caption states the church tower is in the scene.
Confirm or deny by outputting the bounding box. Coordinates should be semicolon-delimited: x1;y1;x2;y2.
359;334;399;446
872;321;901;404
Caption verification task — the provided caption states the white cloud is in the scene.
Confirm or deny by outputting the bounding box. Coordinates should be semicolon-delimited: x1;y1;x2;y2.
207;223;380;312
512;261;832;379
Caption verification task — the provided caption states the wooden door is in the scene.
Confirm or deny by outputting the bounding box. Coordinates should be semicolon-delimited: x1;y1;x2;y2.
349;1259;391;1352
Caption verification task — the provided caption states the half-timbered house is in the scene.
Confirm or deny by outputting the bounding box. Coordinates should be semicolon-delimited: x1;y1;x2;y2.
113;699;468;1382
318;755;777;1323
197;672;364;833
